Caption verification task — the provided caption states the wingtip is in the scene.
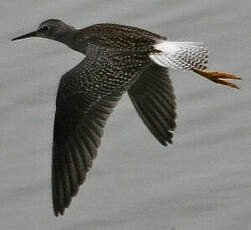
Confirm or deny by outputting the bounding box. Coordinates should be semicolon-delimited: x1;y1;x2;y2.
54;207;65;217
158;137;174;146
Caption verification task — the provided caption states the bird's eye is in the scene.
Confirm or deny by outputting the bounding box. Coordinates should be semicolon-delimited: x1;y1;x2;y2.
42;26;50;32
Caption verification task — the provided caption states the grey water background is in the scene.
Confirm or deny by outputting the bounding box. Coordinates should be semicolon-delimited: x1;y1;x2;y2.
1;0;251;229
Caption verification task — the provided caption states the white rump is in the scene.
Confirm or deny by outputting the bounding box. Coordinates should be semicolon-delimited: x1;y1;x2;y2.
149;41;209;71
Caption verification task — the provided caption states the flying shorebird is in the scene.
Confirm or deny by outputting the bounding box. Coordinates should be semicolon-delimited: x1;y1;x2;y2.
12;19;241;216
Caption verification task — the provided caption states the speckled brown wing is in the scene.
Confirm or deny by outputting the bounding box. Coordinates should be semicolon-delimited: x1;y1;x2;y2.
128;64;176;146
53;91;123;216
52;84;123;216
51;45;146;216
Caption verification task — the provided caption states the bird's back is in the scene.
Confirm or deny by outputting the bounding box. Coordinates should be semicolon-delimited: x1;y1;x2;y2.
80;23;165;52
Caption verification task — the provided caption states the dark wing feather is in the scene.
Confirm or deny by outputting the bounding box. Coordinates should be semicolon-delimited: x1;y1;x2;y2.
52;88;122;216
52;40;157;216
128;64;176;146
51;44;134;216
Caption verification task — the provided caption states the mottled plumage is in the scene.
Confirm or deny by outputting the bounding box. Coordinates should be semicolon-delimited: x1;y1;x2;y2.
12;19;240;216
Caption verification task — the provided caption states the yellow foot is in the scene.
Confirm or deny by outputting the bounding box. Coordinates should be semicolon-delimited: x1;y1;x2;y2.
192;68;241;89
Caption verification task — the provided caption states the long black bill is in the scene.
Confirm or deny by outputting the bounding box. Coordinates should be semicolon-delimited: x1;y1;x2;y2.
11;30;38;41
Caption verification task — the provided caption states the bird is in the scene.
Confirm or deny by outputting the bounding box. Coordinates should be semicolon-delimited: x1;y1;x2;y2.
12;19;241;216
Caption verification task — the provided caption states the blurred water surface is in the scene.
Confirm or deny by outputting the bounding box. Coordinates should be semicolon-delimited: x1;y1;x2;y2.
1;0;251;229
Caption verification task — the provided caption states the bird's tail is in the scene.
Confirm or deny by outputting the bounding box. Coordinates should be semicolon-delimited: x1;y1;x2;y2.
149;41;208;70
149;40;241;89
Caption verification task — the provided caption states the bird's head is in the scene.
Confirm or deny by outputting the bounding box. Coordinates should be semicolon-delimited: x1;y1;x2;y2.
12;19;76;42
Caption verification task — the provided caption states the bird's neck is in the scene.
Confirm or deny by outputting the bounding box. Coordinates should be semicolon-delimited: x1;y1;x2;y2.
55;29;88;54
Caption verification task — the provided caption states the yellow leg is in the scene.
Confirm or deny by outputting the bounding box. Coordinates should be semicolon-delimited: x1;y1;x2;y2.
192;68;241;89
